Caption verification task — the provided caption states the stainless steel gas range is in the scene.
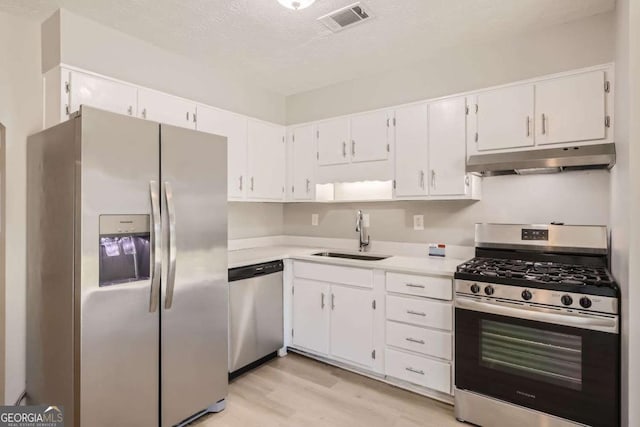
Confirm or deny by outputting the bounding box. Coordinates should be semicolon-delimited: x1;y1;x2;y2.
453;224;620;427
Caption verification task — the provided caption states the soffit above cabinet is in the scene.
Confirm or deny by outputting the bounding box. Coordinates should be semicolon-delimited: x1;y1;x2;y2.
15;0;614;95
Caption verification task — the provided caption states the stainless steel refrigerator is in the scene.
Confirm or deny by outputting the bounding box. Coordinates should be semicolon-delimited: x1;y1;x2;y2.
26;106;228;427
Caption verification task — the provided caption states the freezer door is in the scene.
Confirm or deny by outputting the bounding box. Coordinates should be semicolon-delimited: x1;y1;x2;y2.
78;107;160;427
160;124;228;426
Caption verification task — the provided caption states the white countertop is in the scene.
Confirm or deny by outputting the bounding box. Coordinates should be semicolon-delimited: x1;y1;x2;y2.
228;245;466;277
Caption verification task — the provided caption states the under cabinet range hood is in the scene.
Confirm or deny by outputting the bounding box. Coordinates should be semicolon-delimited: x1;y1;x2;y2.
466;143;616;176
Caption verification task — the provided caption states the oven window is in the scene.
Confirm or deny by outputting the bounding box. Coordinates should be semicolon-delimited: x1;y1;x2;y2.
480;320;582;390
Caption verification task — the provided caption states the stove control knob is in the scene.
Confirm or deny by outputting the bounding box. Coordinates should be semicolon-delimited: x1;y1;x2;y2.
470;284;480;294
579;297;592;309
561;295;573;306
521;290;532;301
484;286;495;296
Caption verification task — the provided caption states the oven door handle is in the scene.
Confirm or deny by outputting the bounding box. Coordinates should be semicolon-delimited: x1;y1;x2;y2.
455;296;618;333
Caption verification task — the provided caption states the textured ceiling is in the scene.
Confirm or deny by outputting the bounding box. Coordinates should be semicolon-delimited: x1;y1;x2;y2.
0;0;615;95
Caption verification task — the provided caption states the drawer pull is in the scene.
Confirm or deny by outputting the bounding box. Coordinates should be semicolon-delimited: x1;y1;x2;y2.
405;283;425;289
405;337;425;345
407;310;426;317
405;367;425;375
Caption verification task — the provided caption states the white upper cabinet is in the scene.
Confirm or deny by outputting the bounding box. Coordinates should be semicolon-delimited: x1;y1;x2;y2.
330;284;375;368
317;118;350;166
291;124;316;200
535;71;607;145
429;97;468;196
196;105;248;200
350;110;391;163
247;119;286;200
137;88;196;129
394;104;428;197
68;70;137;117
474;84;535;151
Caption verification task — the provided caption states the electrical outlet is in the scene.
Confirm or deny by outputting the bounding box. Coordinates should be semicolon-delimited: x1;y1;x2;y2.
413;215;424;230
363;213;370;227
311;214;319;226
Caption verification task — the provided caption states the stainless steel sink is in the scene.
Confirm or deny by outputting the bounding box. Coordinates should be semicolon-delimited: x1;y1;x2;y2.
312;252;390;261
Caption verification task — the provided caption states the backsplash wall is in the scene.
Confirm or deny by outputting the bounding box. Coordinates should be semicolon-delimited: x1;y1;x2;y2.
283;170;611;247
228;202;284;240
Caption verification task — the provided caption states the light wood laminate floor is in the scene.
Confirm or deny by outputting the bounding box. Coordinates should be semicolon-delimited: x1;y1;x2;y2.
194;353;464;427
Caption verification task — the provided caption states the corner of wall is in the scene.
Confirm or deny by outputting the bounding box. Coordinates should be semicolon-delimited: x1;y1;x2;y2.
41;9;61;73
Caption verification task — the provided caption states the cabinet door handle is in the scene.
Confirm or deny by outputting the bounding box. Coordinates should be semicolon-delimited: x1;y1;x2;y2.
250;177;254;191
321;293;325;309
526;116;531;137
331;293;335;310
306;178;311;193
419;170;425;189
407;310;426;317
342;141;347;157
142;108;147;119
465;175;470;186
127;105;133;116
186;111;190;121
405;283;425;289
406;337;425;345
431;170;436;189
405;367;425;375
239;176;243;191
351;140;356;156
541;113;547;135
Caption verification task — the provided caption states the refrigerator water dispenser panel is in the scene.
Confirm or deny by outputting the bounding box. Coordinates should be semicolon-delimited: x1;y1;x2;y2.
99;214;151;287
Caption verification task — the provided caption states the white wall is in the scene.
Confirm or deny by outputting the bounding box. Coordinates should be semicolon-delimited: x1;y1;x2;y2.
228;203;284;240
286;12;614;124
612;0;640;425
284;171;610;245
0;12;43;404
42;9;287;124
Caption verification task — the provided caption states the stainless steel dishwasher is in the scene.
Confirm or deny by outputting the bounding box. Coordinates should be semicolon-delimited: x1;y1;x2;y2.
228;260;284;378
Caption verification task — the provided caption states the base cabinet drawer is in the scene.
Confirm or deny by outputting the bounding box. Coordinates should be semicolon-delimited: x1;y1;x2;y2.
386;295;453;331
386;272;452;300
385;348;451;394
386;321;452;360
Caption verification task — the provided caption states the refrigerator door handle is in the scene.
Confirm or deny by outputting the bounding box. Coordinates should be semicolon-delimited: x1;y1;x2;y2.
164;181;178;309
149;181;162;313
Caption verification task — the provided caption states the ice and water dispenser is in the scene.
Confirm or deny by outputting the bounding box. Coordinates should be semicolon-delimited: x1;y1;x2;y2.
99;215;151;287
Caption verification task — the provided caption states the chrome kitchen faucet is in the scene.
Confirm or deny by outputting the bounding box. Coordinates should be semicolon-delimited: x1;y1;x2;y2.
355;209;370;252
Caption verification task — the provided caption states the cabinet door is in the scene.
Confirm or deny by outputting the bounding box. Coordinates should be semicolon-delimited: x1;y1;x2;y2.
429;97;468;196
476;85;534;151
196;106;247;199
394;104;428;197
247;120;285;200
535;71;606;145
138;88;196;129
330;285;375;368
69;71;137;117
292;279;330;355
291;124;316;200
350;110;390;163
317;118;350;166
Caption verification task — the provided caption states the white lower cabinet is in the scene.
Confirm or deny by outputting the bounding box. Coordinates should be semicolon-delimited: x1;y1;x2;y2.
330;285;375;368
292;278;330;355
384;272;454;396
385;321;452;360
291;262;377;369
385;348;451;394
289;261;455;399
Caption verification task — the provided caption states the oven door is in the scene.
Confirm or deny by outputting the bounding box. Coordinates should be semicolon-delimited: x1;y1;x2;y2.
455;295;619;427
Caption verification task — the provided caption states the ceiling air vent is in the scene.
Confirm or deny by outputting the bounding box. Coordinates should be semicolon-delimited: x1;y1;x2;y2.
318;2;374;32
